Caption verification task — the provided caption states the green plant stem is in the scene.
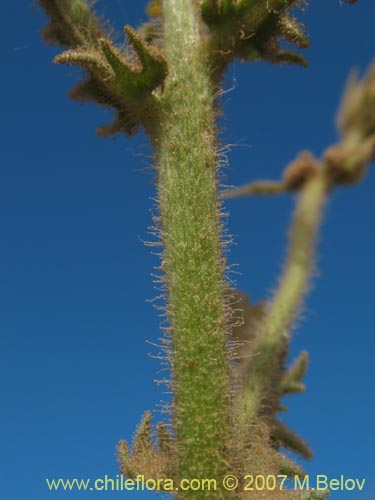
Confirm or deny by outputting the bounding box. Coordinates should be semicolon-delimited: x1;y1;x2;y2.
223;180;287;199
239;170;329;426
151;0;231;492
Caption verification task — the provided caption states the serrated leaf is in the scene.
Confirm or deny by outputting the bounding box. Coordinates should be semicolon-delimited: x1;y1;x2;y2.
201;0;309;70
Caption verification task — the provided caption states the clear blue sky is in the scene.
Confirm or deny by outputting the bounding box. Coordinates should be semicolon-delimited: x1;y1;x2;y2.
1;1;374;499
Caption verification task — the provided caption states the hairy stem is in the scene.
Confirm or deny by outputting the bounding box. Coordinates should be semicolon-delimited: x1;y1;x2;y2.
151;0;231;493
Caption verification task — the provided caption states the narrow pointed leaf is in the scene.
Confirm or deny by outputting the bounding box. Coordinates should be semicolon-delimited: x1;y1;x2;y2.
272;422;313;459
96;111;138;137
269;50;308;67
69;77;108;105
98;38;135;83
133;411;154;458
279;16;309;48
54;48;113;77
125;26;168;91
280;351;308;395
117;440;135;478
156;422;173;454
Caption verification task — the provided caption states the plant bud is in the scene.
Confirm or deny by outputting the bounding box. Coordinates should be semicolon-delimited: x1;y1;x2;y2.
283;151;318;190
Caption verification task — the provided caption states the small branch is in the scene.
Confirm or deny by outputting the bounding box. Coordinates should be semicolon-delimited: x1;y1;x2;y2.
223;151;319;200
234;62;375;473
222;181;287;199
237;167;329;426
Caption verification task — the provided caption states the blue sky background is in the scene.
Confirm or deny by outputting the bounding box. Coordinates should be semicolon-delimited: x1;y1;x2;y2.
1;1;374;499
